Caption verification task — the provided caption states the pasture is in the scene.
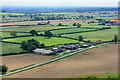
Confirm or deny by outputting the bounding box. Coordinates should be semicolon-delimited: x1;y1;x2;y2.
3;36;80;46
2;26;69;32
1;42;22;55
63;28;118;41
51;28;95;35
1;32;30;37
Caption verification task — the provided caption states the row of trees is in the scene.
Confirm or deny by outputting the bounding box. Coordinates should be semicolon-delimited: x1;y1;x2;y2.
57;23;81;28
9;29;53;37
37;21;50;25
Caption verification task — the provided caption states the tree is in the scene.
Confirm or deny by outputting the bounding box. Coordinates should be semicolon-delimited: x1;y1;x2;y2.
30;30;38;36
113;35;118;43
10;31;17;37
20;41;28;50
58;34;61;37
77;23;81;28
40;43;45;48
29;45;37;52
0;65;8;74
78;35;84;41
47;21;50;24
73;23;77;26
20;39;44;52
44;31;53;37
58;23;63;26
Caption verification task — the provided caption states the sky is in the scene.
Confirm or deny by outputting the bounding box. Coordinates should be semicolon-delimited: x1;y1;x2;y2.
1;0;119;7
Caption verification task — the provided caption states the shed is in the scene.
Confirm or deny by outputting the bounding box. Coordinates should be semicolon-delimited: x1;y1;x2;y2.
33;48;56;55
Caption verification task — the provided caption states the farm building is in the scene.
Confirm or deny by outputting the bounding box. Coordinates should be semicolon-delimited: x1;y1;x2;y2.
80;43;92;48
33;48;56;55
52;47;63;53
95;40;103;44
63;45;78;50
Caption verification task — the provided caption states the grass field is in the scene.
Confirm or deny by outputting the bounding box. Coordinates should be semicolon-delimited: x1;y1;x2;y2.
63;28;118;41
2;26;70;32
81;73;118;78
1;42;22;55
51;28;95;35
3;36;80;46
1;32;30;37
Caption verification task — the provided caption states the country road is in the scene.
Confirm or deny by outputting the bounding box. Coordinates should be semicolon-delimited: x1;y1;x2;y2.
2;43;110;77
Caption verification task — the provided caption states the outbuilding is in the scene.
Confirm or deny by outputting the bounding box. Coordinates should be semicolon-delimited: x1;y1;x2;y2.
33;48;56;55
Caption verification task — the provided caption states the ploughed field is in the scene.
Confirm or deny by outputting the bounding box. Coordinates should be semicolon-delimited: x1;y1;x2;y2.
3;36;80;46
5;44;118;78
2;54;53;71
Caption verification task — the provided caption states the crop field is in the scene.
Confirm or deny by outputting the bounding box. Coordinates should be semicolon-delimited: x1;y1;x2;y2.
1;42;22;55
63;28;118;41
3;36;80;46
51;28;96;35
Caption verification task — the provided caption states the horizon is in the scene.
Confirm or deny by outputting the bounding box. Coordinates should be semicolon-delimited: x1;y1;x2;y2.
1;0;119;7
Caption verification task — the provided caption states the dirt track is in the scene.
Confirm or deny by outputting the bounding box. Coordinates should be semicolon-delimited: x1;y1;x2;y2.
5;44;118;78
2;54;53;71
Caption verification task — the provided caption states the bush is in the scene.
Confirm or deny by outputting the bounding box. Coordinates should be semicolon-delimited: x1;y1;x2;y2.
30;30;38;36
57;23;63;26
0;65;8;74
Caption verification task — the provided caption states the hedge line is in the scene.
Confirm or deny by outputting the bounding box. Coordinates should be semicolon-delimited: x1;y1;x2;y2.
0;52;29;56
54;28;107;35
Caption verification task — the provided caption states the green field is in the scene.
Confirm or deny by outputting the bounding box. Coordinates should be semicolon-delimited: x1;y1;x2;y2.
51;28;95;35
2;26;70;32
1;32;30;37
3;36;80;46
63;28;118;41
81;73;119;78
1;42;22;55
